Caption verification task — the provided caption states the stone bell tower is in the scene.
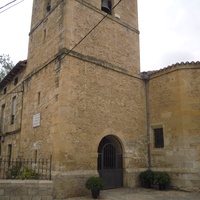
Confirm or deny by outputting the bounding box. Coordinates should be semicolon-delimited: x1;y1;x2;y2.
22;0;146;198
27;0;140;75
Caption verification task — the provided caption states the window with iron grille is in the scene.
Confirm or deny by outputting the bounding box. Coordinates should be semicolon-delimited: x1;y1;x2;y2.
11;96;16;124
154;128;164;148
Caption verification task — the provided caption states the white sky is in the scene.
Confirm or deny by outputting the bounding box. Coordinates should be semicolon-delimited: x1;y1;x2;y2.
0;0;199;72
138;0;200;71
0;0;32;63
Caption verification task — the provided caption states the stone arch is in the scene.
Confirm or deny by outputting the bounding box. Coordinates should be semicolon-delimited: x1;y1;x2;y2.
97;135;123;188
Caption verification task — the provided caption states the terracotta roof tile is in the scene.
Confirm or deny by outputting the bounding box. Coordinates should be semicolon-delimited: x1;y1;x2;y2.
142;61;200;76
0;60;27;90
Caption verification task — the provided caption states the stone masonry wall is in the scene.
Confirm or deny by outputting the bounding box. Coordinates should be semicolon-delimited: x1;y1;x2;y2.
20;61;58;159
27;0;139;77
0;65;26;158
0;180;53;200
20;53;147;198
56;56;147;171
72;0;140;74
149;63;200;192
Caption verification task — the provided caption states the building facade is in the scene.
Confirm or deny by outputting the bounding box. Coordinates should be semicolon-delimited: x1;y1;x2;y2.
0;0;199;198
147;62;200;191
0;61;26;159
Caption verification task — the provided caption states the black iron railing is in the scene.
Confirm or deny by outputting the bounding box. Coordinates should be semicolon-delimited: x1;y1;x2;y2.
0;156;52;180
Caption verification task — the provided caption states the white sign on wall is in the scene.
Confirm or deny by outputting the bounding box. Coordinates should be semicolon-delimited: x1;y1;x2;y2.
33;113;41;127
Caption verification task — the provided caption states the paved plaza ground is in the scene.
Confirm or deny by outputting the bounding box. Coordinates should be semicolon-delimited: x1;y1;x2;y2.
66;188;200;200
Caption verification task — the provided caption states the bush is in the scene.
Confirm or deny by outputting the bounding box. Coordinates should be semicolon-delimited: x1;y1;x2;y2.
154;171;170;190
6;164;21;179
19;167;38;180
139;169;155;188
6;165;38;180
85;176;105;191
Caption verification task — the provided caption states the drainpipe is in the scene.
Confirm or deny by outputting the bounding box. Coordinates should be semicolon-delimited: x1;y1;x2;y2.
141;72;151;169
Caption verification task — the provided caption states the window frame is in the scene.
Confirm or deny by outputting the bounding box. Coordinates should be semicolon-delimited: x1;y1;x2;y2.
11;96;17;125
154;128;164;148
14;76;18;85
1;104;5;133
3;87;7;95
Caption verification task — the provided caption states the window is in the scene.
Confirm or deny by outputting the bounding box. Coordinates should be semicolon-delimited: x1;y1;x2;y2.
1;104;5;133
101;0;112;15
34;150;38;163
154;128;164;148
14;77;18;85
43;0;51;15
11;96;16;124
3;87;7;95
43;29;47;41
38;92;41;105
8;144;12;167
46;1;51;12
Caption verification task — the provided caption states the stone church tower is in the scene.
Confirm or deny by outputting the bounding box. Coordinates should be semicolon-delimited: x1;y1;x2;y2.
20;0;147;197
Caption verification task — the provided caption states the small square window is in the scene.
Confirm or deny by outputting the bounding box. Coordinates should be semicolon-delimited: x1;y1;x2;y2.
154;128;164;148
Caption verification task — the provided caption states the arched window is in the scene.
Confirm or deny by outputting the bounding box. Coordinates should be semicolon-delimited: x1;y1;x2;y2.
101;0;112;15
46;0;51;12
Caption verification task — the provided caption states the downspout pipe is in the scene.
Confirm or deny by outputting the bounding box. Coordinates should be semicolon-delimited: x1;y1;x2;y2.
141;72;151;169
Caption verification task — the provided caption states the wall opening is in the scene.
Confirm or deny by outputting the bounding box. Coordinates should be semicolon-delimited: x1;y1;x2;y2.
98;135;123;189
101;0;112;15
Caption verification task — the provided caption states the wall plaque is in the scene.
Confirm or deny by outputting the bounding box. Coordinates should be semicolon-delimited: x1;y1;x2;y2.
33;113;41;127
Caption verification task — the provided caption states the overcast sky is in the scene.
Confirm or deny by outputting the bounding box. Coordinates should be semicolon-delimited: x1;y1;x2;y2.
0;0;199;72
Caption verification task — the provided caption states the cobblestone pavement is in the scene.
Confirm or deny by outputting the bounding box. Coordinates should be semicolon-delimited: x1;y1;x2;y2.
66;188;200;200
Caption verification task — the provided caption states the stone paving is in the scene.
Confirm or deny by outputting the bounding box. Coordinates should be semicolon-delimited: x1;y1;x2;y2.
66;188;200;200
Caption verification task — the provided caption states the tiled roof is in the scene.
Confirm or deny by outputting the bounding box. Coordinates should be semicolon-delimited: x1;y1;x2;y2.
0;60;27;90
143;61;200;76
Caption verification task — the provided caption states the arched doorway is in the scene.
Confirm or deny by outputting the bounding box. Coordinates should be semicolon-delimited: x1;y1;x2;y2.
98;135;123;189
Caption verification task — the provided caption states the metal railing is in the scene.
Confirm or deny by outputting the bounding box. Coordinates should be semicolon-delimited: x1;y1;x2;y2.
0;156;52;180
